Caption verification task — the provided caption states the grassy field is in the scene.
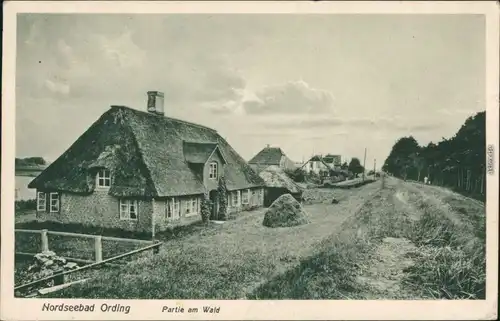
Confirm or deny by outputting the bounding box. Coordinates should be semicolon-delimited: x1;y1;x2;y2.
41;177;485;299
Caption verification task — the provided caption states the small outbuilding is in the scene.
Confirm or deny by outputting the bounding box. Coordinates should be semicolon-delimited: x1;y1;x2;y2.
258;165;303;207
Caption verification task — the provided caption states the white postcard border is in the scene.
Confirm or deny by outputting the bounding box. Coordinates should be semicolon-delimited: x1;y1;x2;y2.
2;1;499;320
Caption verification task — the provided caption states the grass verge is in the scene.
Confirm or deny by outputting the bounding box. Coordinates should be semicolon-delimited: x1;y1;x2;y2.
401;188;486;299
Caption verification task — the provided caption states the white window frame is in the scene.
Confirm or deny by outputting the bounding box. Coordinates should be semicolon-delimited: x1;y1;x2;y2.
37;191;47;211
49;192;60;213
166;197;180;220
96;168;111;188
120;199;138;220
185;197;199;217
165;199;173;219
209;162;218;180
242;189;250;205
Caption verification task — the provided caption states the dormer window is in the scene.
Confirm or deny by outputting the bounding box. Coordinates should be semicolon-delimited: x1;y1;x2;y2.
209;162;218;180
96;168;111;188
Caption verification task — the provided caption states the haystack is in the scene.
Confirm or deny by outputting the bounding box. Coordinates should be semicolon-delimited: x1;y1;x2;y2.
263;194;310;228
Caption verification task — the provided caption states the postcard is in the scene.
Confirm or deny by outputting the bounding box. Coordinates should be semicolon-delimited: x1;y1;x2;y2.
1;1;498;320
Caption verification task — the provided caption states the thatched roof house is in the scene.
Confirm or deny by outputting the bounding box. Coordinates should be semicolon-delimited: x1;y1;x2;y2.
249;146;296;173
258;165;303;207
29;92;265;234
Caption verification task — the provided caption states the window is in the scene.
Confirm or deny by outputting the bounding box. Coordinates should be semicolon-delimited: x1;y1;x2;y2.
120;199;138;220
37;192;47;211
166;198;180;219
242;189;250;205
49;192;60;213
231;191;238;206
96;169;111;188
231;190;241;206
209;162;218;180
185;197;198;217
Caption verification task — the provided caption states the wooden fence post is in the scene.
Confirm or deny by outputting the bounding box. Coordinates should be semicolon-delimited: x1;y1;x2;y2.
41;229;49;252
94;235;103;263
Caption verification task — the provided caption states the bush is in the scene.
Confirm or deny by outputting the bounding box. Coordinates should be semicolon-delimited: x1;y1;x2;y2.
218;177;228;221
200;193;211;223
284;168;306;183
15;199;37;211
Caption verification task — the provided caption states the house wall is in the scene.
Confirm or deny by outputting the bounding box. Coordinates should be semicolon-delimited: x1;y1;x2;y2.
203;151;224;191
36;190;153;232
227;187;264;215
304;161;329;174
152;194;203;232
36;186;264;232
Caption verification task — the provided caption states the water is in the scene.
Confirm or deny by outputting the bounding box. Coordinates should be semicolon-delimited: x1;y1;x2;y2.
15;176;37;201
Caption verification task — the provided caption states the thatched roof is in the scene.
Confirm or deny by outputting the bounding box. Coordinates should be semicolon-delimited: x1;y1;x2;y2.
258;165;302;194
249;147;285;165
29;106;264;197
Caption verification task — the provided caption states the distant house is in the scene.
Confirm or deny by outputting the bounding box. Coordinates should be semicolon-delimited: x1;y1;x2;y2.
300;154;343;176
322;154;342;170
300;155;331;176
29;91;265;233
258;165;303;207
248;145;296;173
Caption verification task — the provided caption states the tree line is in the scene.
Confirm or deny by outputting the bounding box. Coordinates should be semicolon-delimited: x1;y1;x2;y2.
15;157;47;168
382;111;486;200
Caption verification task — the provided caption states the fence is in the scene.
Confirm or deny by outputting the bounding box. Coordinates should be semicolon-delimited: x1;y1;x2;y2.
14;229;162;296
15;229;153;264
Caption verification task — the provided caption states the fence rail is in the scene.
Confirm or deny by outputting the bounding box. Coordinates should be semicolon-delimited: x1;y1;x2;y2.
15;229;153;264
14;241;162;293
15;228;161;296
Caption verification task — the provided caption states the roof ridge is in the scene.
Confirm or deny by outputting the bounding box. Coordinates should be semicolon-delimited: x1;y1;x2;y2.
111;105;218;133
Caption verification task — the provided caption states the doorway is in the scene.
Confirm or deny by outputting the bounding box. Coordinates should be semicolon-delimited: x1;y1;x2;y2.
209;189;219;220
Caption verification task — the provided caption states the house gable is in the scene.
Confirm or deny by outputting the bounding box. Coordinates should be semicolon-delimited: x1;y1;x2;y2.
204;148;224;191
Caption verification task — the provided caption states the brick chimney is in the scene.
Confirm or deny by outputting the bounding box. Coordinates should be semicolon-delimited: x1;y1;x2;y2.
147;91;164;115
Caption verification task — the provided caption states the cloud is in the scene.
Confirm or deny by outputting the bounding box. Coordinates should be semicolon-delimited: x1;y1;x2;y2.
44;79;70;95
258;116;444;133
242;80;334;115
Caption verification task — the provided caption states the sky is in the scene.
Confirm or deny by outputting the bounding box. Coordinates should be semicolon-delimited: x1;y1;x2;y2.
16;14;485;168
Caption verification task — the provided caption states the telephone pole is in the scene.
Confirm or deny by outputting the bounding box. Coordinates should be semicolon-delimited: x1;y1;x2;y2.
373;158;376;176
362;147;367;181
